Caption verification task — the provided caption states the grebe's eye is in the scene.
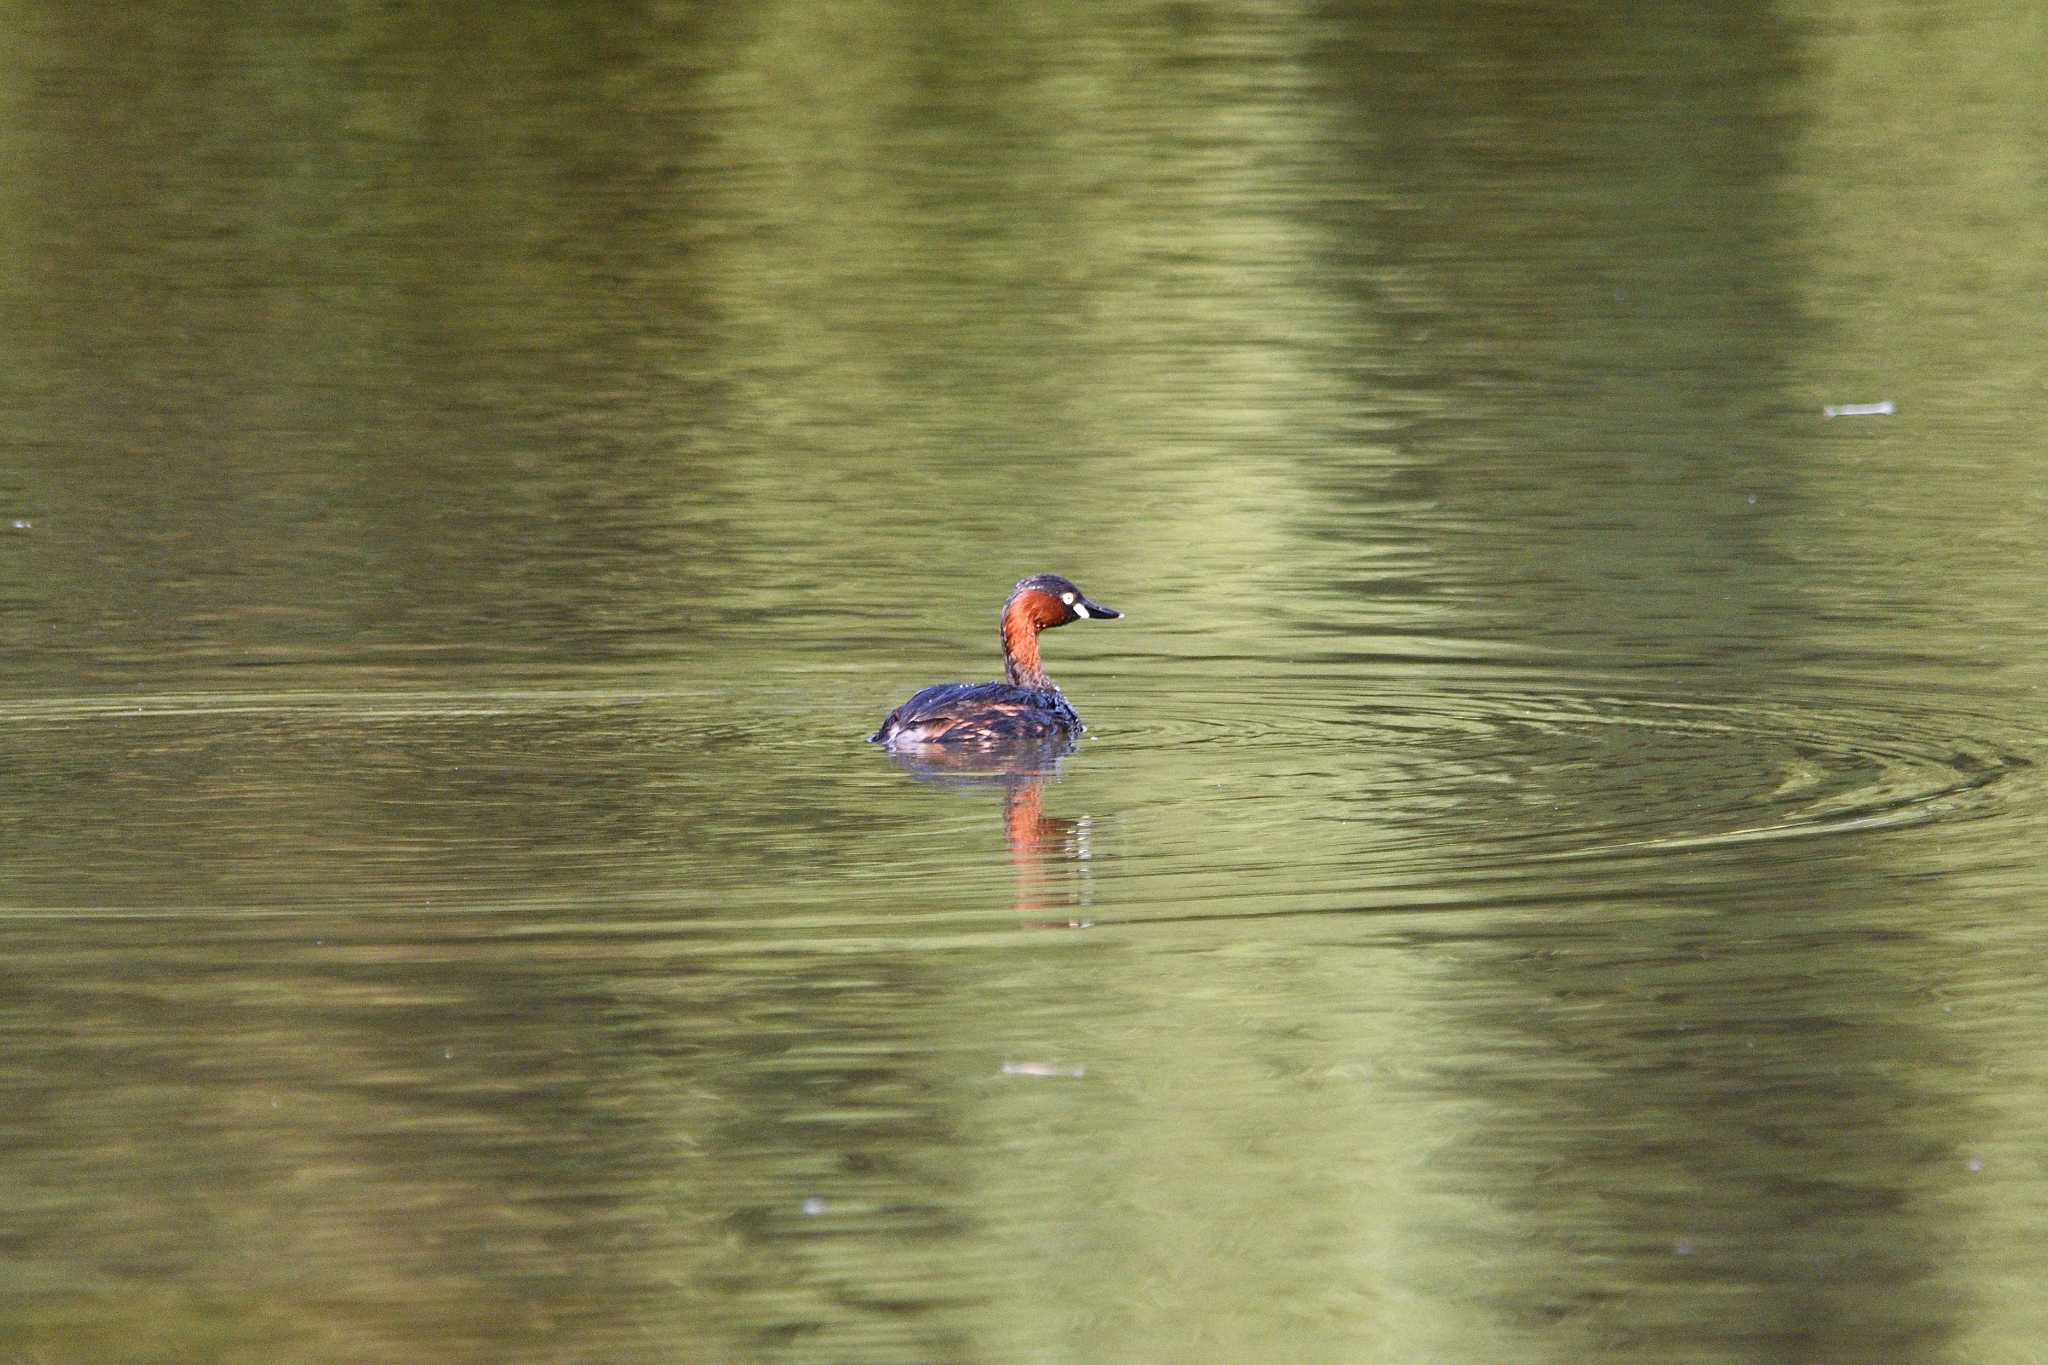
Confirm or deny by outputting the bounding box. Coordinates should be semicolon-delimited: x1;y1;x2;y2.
1060;592;1075;605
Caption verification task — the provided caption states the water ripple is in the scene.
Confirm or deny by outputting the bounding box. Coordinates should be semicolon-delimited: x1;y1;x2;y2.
1097;681;2042;895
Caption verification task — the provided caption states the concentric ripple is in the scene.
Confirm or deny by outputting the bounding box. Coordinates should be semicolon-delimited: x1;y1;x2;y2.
1089;677;2043;912
5;680;2041;928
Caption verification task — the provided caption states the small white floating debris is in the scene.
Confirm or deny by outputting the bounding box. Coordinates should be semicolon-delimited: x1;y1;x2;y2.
8;519;30;530
1822;400;1894;418
1001;1061;1088;1079
801;1197;829;1216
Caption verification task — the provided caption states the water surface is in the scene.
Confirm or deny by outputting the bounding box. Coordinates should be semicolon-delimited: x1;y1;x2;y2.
4;2;2047;1362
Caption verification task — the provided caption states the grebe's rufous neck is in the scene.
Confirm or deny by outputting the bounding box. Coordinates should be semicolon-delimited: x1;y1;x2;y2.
869;574;1122;747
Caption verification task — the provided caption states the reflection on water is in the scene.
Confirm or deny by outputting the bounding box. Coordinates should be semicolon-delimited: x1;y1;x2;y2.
884;736;1098;925
4;1;2048;1363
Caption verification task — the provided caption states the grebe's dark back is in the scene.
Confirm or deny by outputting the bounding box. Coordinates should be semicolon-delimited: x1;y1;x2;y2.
869;574;1121;746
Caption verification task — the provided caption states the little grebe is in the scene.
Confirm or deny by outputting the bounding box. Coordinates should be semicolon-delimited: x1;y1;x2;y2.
869;574;1121;746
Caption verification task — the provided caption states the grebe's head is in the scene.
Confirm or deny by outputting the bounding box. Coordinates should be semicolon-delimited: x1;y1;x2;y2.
1007;574;1122;631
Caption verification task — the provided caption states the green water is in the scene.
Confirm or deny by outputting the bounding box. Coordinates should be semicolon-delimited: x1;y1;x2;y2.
3;3;2046;1362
